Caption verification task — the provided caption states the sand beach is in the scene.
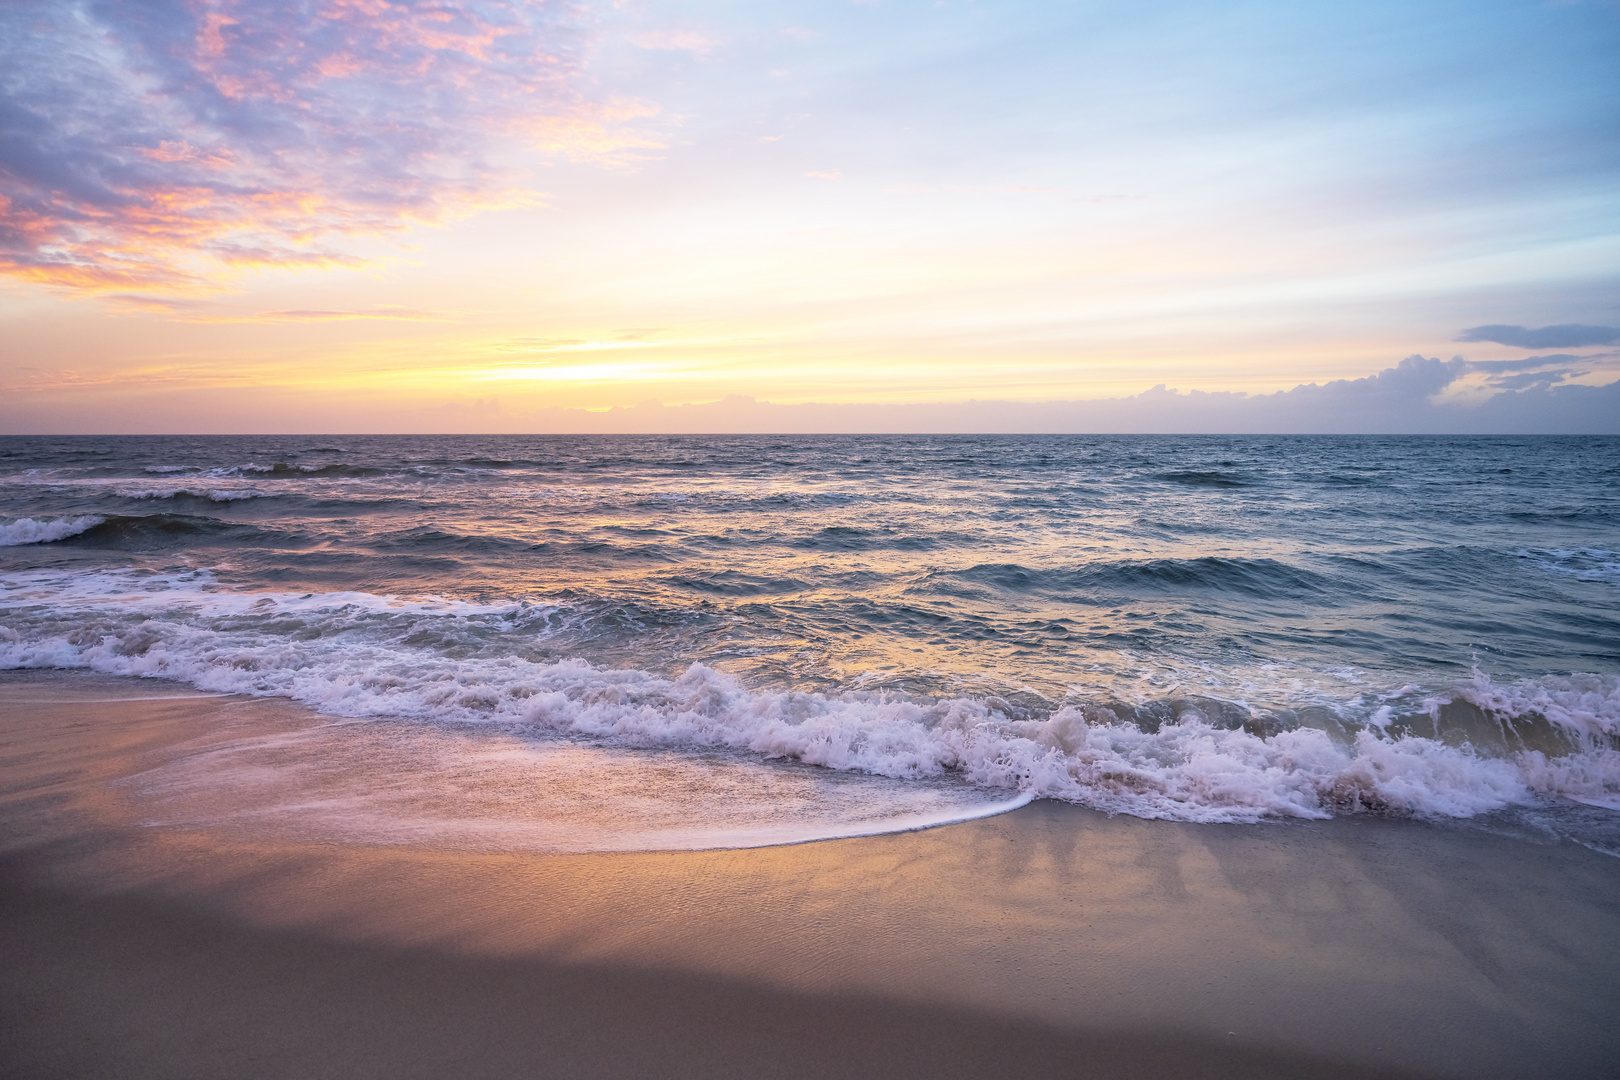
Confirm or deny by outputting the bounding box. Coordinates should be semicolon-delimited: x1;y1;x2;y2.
2;669;1618;1079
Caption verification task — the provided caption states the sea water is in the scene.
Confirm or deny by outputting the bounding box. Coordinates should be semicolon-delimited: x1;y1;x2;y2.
2;434;1617;852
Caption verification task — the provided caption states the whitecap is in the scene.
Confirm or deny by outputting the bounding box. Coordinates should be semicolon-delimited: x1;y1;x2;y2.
0;516;104;546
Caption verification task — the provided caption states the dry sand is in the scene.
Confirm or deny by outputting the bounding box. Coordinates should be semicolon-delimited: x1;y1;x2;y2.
2;669;1617;1079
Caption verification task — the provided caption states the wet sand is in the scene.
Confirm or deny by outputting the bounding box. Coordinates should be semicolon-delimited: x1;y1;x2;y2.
2;669;1618;1079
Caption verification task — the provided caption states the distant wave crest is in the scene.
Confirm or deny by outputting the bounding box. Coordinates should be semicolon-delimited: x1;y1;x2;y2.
116;486;274;503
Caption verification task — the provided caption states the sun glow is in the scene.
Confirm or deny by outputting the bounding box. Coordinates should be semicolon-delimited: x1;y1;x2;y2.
464;360;676;383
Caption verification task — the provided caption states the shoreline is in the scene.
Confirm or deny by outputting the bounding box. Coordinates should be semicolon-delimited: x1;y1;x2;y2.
3;668;1619;1078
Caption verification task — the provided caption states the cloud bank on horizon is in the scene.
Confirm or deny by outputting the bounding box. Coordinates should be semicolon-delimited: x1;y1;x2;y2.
1;0;1617;432
4;352;1616;434
375;354;1620;435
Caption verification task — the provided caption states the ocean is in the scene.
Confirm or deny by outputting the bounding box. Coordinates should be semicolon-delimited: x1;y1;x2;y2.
2;433;1618;853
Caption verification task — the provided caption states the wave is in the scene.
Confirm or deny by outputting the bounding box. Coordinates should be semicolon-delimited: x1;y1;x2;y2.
1157;470;1250;487
666;569;814;596
361;527;551;557
73;513;242;545
522;539;681;562
5;513;283;549
789;525;955;552
142;461;373;478
228;462;386;478
116;486;276;503
2;570;1616;825
0;516;105;546
1518;547;1620;585
927;556;1332;600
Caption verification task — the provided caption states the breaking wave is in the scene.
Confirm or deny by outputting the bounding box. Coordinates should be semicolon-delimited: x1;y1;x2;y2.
2;570;1616;825
0;516;105;546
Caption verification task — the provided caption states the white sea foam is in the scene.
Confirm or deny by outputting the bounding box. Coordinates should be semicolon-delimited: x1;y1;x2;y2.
4;570;1618;826
1517;547;1620;584
0;516;104;546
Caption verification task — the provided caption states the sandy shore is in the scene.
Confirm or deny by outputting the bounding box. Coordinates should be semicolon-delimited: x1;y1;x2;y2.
2;669;1617;1079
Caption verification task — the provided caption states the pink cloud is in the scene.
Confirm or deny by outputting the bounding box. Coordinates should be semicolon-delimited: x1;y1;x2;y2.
0;0;662;293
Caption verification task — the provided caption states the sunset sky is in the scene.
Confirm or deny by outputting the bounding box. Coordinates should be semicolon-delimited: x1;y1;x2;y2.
2;0;1617;432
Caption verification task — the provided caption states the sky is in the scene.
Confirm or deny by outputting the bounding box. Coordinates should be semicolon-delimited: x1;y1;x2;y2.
1;0;1618;433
